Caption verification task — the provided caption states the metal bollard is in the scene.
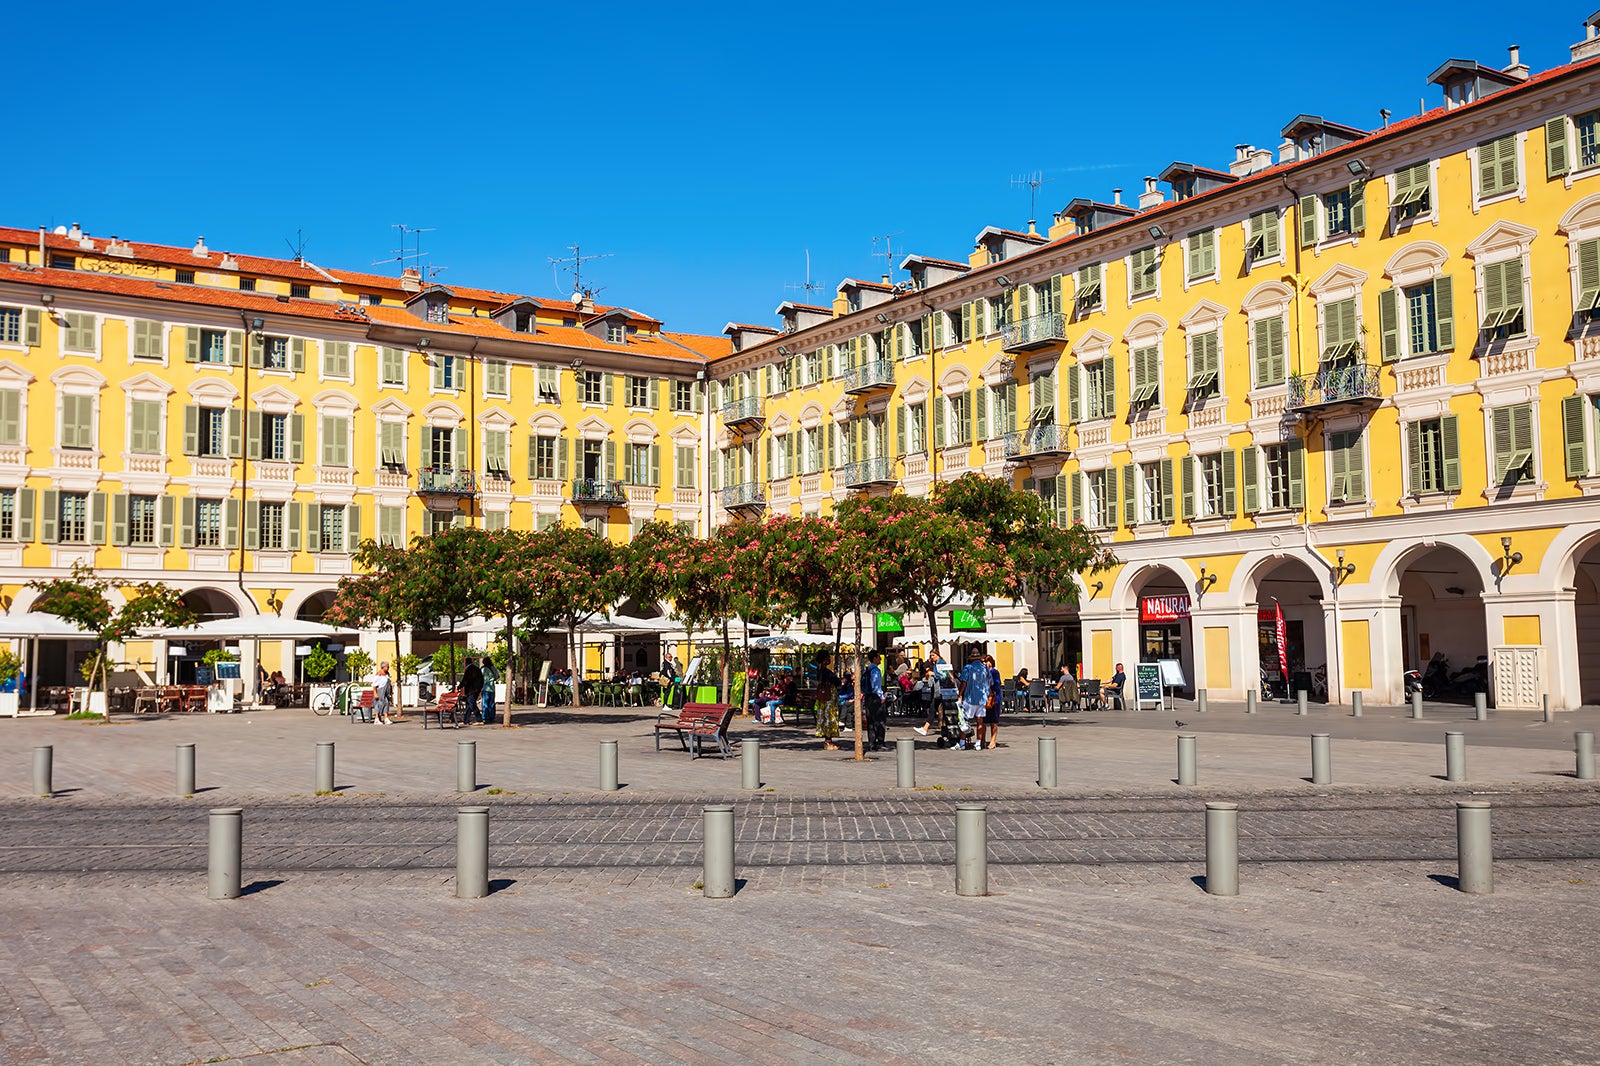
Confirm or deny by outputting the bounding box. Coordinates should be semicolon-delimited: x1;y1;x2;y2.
1543;695;1554;723
1246;690;1257;715
1197;689;1208;714
599;739;619;792
1177;733;1197;786
32;745;52;798
207;807;243;900
895;738;916;788
456;806;489;898
176;743;196;797
315;741;335;793
1412;691;1424;719
1473;692;1487;721
1352;691;1363;718
457;740;476;793
1311;733;1331;785
1445;731;1467;783
702;805;735;898
1455;800;1493;895
1576;732;1595;781
955;804;988;897
1204;802;1239;896
1037;735;1058;788
1297;690;1308;716
741;739;761;790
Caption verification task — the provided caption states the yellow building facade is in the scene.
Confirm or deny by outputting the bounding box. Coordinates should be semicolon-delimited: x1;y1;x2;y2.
709;27;1600;709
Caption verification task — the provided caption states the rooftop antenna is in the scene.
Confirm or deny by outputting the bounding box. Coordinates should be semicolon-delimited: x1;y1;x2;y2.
372;223;435;275
784;249;826;304
549;244;613;304
871;232;904;284
1011;171;1053;228
283;229;309;263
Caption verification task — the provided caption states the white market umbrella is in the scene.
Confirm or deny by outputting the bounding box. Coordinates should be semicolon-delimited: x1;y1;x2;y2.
0;612;98;716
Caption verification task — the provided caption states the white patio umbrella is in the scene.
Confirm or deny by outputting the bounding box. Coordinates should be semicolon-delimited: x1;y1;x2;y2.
0;612;98;716
147;616;360;700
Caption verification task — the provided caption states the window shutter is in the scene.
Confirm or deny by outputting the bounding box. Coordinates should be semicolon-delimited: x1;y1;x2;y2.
1378;288;1400;362
1565;394;1589;478
976;385;989;441
222;499;239;550
1069;472;1082;524
111;493;128;545
526;435;538;478
559;436;570;479
1241;446;1259;513
132;320;157;360
226;408;242;458
1263;210;1281;259
1121;465;1135;528
1181;456;1195;519
1406;422;1424;495
185;328;201;363
1067;364;1080;422
248;333;264;368
306;504;322;553
23;308;42;347
1220;451;1236;515
381;347;401;383
1329;432;1350;501
88;491;106;544
246;410;262;460
649;443;661;486
1440;414;1462;491
227;330;243;366
1491;406;1512;480
347;504;361;552
1512;402;1533;464
1348;181;1366;233
1344;431;1366;501
430;355;445;390
1286;440;1305;508
1050;274;1063;314
604;439;616;481
157;495;174;547
182;404;199;455
1160;457;1174;521
895;405;905;456
602;374;615;405
1105;465;1119;524
1546;116;1570;178
934;397;947;449
764;435;773;481
1299;195;1318;247
178;496;195;548
454;426;469;473
284;502;300;552
1100;354;1116;417
244;500;259;550
1432;275;1456;351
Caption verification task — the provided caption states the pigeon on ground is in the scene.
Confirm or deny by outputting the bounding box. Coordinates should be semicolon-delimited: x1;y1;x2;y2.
1174;720;1188;728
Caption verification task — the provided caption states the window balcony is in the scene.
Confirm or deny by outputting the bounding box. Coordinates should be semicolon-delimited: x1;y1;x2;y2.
1287;362;1383;414
1002;312;1068;353
842;358;895;394
1001;423;1068;458
418;467;477;496
720;481;767;511
571;478;627;505
720;395;763;426
838;455;896;487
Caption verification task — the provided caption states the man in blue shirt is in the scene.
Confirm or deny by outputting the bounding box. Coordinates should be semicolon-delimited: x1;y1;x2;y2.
863;650;887;751
954;648;989;750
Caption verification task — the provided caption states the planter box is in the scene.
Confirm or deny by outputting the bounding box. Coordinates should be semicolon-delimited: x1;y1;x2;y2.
0;691;17;717
72;689;107;717
308;684;336;713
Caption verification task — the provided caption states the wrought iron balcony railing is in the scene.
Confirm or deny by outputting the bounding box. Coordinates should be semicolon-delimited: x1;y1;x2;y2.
571;478;627;504
720;481;768;509
1001;423;1068;458
1001;312;1068;352
837;455;895;487
1287;362;1383;412
719;395;763;424
842;358;896;394
417;467;477;495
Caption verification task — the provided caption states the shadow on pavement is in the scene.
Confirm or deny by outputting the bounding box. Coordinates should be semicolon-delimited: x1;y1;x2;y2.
240;879;283;896
1427;873;1460;890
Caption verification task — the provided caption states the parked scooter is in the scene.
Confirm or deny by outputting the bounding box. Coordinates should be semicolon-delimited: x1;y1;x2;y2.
1403;667;1423;699
1420;653;1453;699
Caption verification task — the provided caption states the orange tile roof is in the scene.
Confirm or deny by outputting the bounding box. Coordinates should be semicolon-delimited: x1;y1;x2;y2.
0;226;331;283
0;264;368;322
361;304;717;362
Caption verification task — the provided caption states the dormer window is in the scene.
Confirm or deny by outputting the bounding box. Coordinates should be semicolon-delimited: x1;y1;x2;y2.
847;292;861;312
1172;177;1197;200
987;244;1005;264
426;301;449;324
606;322;625;344
515;310;535;333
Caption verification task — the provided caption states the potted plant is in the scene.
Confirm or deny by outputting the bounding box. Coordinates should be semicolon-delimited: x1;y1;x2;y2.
344;648;374;684
0;646;20;717
397;652;422;706
304;645;338;710
73;657;108;717
200;647;239;713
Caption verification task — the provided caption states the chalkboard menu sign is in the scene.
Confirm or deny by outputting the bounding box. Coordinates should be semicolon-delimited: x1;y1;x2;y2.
1135;663;1163;709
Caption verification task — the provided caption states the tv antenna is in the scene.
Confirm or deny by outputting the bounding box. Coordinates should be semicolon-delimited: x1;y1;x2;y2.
372;223;435;275
871;232;905;284
283;229;309;263
549;244;613;304
784;249;826;304
1011;171;1053;225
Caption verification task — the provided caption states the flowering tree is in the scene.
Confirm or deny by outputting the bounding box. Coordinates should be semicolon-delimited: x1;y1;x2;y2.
327;539;432;718
29;563;193;720
519;524;626;709
465;528;547;725
409;525;481;687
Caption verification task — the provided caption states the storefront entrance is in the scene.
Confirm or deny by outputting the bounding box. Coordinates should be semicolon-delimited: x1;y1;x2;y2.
1141;624;1183;663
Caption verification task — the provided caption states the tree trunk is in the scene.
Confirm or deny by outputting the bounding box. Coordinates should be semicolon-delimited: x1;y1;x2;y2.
568;621;584;708
392;622;406;719
851;609;865;760
720;618;731;706
739;617;751;717
97;651;110;723
501;618;515;727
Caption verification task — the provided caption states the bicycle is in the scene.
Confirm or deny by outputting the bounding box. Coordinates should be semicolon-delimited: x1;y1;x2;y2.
311;682;356;717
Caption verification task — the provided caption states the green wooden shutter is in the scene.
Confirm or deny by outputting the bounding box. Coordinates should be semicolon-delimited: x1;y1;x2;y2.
111;492;129;545
1578;240;1600;313
649;443;661;486
1434;275;1456;351
1546;116;1570;178
346;504;361;552
248;333;264;368
226;408;242;458
1221;451;1236;515
1492;406;1513;480
1240;446;1259;513
1406;422;1424;494
1187;229;1215;279
1564;393;1588;478
976;385;989;441
1067;364;1080;422
1329;431;1350;501
934;397;947;449
1348;181;1366;233
287;413;304;464
227;330;243;366
284;502;299;551
1378;288;1400;362
1440;414;1461;491
306;504;322;553
290;338;306;373
454;426;469;473
527;435;538;478
1262;209;1281;259
23;308;41;347
1512;403;1533;476
1099;354;1115;417
243;500;260;550
223;499;239;550
1050;274;1063;315
178;496;195;548
1344;432;1366;502
185;327;200;363
131;320;157;359
604;439;616;481
381;347;401;383
558;436;569;479
1120;465;1135;528
1069;472;1082;524
246;410;262;461
1181;456;1195;519
1299;195;1318;246
602;373;615;405
895;405;905;456
430;355;445;390
157;495;174;546
88;491;106;544
1159;457;1174;521
1286;440;1305;508
182;404;199;455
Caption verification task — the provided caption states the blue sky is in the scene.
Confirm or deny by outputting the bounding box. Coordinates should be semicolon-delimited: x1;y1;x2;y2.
5;3;1589;335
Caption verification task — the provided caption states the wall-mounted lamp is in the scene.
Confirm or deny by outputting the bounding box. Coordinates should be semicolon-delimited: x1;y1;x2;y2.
1346;158;1370;177
265;590;284;616
38;292;53;305
695;369;706;381
994;274;1014;288
1089;580;1103;599
250;317;264;331
1147;224;1167;240
1197;565;1218;594
1335;548;1357;582
417;337;429;348
1500;535;1523;573
777;345;790;356
571;357;584;369
875;312;890;324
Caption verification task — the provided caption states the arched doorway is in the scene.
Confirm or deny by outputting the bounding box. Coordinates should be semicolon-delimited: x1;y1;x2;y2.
1129;564;1193;694
170;588;241;684
1574;537;1600;704
1248;557;1328;700
296;590;337;623
1393;545;1488;696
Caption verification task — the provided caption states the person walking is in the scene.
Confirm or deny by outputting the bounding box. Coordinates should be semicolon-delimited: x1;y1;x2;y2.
461;657;484;727
984;654;1004;749
373;661;394;725
479;655;498;724
953;648;989;750
913;651;947;736
813;651;842;751
863;649;887;752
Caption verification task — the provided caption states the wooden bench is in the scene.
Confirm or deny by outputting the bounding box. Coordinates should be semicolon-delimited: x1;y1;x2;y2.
654;702;735;759
422;690;462;730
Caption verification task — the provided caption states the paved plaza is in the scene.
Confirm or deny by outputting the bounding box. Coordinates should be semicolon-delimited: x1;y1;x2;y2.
1;700;1597;1064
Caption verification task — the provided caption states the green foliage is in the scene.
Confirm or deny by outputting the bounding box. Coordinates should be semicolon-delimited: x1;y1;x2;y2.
304;646;337;682
431;646;461;685
344;648;374;680
201;648;237;669
397;653;422;680
485;641;509;675
28;563;193;698
0;647;18;686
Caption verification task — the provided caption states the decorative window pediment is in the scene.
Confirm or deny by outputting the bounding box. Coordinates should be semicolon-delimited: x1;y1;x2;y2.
121;370;173;400
1124;312;1168;346
1242;280;1293;317
797;403;824;430
1308;263;1369;303
529;411;565;433
1558;193;1600;239
371;397;413;419
1465;219;1537;261
623;417;657;444
938;365;970;396
1178;299;1228;332
1383;241;1450;288
1071;327;1113;358
51;366;108;392
421;400;464;428
576;415;611;441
